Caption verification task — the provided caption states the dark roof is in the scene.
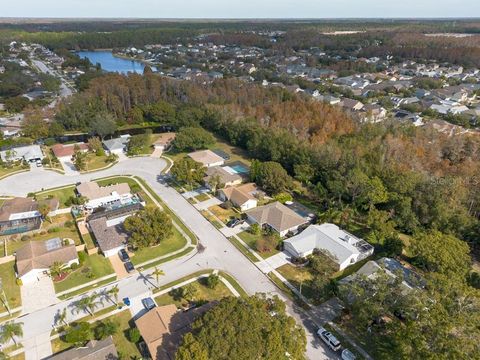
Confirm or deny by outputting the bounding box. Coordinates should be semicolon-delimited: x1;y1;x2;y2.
0;197;59;222
47;337;118;360
211;148;230;160
88;216;128;252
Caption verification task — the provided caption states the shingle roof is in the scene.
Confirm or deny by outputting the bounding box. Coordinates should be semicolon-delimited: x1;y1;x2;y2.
220;183;259;206
204;166;242;186
246;201;307;233
76;182;131;201
188;150;224;166
88;216;128;252
103;137;129;152
51;143;89;158
16;239;78;277
0;197;59;222
48;336;118;360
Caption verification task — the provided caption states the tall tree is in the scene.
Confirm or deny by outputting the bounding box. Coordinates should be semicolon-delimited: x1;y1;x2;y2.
123;207;173;249
0;322;23;346
89;112;117;140
170;157;206;189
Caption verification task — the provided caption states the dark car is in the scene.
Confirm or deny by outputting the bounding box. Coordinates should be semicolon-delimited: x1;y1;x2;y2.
118;249;130;262
124;261;135;273
142;297;156;310
227;218;244;228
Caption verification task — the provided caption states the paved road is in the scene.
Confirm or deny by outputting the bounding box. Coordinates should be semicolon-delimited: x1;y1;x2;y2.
32;59;74;101
1;158;336;360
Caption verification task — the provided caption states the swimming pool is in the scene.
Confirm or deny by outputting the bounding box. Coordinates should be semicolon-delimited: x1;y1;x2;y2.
229;164;249;174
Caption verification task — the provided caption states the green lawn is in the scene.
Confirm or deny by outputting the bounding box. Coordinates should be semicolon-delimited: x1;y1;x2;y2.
209;205;239;224
228;236;258;263
210;135;252;165
82;154;111;172
194;193;210;202
237;231;280;259
110;310;142;358
0;164;28;179
4;214;82;255
276;264;315;301
0;261;21;309
35;186;76;208
54;254;115;294
130;227;187;266
155;278;232;308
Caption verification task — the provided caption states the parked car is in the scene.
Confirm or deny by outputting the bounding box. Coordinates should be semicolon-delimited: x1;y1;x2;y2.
142;297;156;310
341;349;356;360
118;249;130;262
316;326;341;352
227;218;244;228
124;261;135;273
36;160;42;167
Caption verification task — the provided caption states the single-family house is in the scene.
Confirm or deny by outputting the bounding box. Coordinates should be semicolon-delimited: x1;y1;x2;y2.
188;149;225;168
0;145;43;163
204;166;243;189
103;135;130;155
15;238;78;284
51;143;89;161
340;98;364;112
88;215;129;257
245;201;308;237
76;181;132;210
218;183;262;211
0;197;59;235
153;132;176;152
48;337;118;360
135;303;216;360
283;223;374;270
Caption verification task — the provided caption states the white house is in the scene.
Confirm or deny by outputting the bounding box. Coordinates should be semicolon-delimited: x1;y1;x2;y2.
0;145;43;163
188;149;225;168
283;223;374;270
76;182;132;210
16;238;78;284
218;183;262;211
103;135;130;155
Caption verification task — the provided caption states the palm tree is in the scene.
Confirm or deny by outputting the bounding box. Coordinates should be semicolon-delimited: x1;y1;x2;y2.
151;267;165;287
55;308;68;328
0;351;9;360
94;320;118;340
0;321;23;346
38;203;51;223
107;286;120;305
49;261;65;279
73;294;102;317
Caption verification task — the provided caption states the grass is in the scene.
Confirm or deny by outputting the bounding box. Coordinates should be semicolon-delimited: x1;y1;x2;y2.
4;214;82;255
0;261;21;310
209;205;239;224
218;271;248;297
0;163;27;179
51;336;72;354
268;272;310;310
57;277;116;300
35;186;76;208
324;323;365;360
110;310;142;358
138;247;195;270
200;210;224;229
194;193;210;202
154;277;233;308
80;231;95;250
54;254;115;294
276;264;315;300
130;227;187;266
83;153;111;172
237;230;280;259
228;236;259;263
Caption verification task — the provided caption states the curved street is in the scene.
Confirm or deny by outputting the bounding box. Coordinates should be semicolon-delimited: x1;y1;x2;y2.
0;157;336;360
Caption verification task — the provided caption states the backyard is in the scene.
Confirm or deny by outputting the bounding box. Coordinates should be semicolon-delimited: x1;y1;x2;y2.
3;213;82;256
0;261;21;310
53;253;115;294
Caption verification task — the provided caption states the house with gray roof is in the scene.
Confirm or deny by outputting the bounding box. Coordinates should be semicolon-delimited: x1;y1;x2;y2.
48;336;118;360
88;215;129;257
103;135;130;155
0;144;43;163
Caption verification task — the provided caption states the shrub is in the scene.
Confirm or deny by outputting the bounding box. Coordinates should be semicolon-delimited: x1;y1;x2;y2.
206;273;220;289
78;252;87;264
221;201;233;210
20;235;31;241
274;192;293;204
249;223;261;235
70;263;80;271
16;278;23;286
47;227;61;233
127;328;141;343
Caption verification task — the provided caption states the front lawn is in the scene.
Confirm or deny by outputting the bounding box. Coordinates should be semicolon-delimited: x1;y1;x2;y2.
0;261;21;309
0;163;28;179
209;205;239;224
237;231;280;259
194;193;210;202
200;210;224;229
276;264;315;300
155;277;232;308
83;154;112;172
111;310;143;358
35;186;76;208
130;227;187;266
54;254;115;294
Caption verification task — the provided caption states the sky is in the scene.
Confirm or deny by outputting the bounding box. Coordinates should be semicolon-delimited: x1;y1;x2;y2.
1;0;480;19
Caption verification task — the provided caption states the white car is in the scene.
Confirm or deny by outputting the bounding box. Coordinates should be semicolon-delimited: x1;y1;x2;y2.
36;160;42;167
341;349;356;360
316;326;341;351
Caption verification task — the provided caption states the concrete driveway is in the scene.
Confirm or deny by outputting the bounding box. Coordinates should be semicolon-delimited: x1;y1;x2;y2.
109;255;129;279
21;275;58;314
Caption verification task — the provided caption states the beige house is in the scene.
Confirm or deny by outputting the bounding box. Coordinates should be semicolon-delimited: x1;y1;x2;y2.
153;132;176;152
218;183;261;211
204;166;243;189
245;201;308;237
16;238;78;284
188;149;225;168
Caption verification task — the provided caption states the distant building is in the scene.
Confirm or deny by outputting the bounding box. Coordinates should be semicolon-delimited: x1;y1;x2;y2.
283;223;374;270
16;238;78;284
188;149;225;168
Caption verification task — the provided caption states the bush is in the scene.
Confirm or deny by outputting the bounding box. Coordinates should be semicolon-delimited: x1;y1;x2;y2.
78;251;87;264
70;263;80;271
206;273;220;289
44;138;57;146
249;223;261;235
221;201;233;210
127;328;141;343
65;322;93;346
21;235;31;241
16;278;23;286
274;192;293;204
47;227;61;233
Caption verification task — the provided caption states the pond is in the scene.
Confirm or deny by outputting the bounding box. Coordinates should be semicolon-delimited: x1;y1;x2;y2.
77;51;156;74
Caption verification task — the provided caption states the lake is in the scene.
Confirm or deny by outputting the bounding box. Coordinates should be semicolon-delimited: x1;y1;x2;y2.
77;51;156;74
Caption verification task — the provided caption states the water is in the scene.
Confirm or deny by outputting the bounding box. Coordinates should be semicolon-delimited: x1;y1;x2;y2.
77;51;156;75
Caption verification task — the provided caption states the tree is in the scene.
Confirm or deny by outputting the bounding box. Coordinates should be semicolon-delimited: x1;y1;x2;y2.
55;308;68;328
21;108;49;139
250;160;292;195
410;231;471;278
107;285;120;305
152;267;165;285
87;137;104;156
173;127;215;152
127;328;141;343
123;207;173;249
73;293;102;316
144;101;175;123
170;157;206;189
65;322;93;347
382;236;404;257
127;131;152;156
89;112;117;140
0;321;23;346
49;261;65;279
207;174;223;194
4;96;29;113
181;284;197;302
206;273;220;289
72;147;88;171
38;203;51;222
294;163;315;185
94;320;118;340
176;295;306;360
249;223;261;235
